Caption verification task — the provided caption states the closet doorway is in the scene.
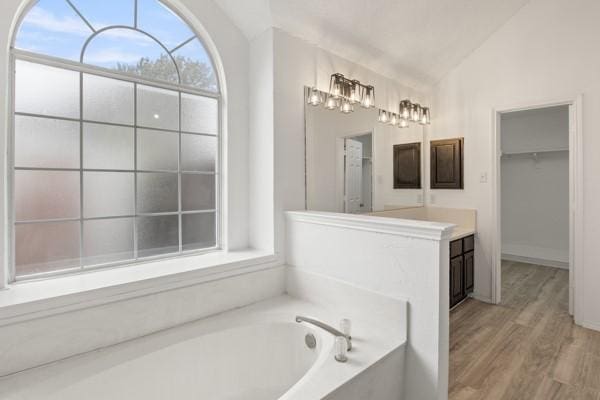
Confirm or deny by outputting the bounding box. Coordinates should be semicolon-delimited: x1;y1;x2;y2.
491;98;583;321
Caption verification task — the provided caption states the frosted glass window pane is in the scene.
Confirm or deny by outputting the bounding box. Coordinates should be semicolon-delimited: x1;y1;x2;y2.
83;172;134;218
83;74;134;125
172;39;218;92
15;60;79;118
181;94;218;134
137;215;179;258
15;115;79;168
137;173;178;213
15;221;80;276
137;85;179;130
83;123;134;170
182;173;215;211
137;129;178;171
181;134;216;172
182;212;216;251
83;218;134;265
15;170;80;221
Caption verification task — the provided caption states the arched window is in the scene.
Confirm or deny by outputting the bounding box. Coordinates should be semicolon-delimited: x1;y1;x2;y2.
10;0;221;280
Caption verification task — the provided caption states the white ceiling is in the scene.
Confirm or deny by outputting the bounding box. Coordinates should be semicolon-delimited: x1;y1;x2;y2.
215;0;530;89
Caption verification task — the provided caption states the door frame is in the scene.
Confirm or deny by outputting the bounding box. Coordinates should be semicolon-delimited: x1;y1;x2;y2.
336;130;374;213
490;95;583;324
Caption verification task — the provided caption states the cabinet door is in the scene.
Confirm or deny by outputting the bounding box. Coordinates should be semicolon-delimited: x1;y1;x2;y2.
450;256;464;308
464;250;474;293
430;138;464;189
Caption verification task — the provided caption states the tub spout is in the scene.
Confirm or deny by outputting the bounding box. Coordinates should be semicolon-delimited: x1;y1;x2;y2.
295;316;352;351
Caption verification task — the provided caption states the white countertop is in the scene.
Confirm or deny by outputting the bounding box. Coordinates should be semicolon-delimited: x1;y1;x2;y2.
450;227;476;241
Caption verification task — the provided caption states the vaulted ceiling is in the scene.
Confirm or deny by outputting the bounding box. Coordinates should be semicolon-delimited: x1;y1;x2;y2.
215;0;530;89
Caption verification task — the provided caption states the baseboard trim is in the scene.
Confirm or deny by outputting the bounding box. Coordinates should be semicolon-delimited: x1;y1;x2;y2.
470;292;492;303
502;253;568;269
582;320;600;333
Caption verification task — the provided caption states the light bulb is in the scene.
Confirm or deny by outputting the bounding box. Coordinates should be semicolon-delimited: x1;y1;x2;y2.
349;82;359;104
389;113;398;126
307;87;323;106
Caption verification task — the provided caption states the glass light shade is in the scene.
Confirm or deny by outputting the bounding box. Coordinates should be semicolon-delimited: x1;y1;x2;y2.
400;100;411;120
411;103;422;122
399;119;409;128
307;87;323;106
378;109;389;123
420;107;431;125
330;74;343;99
325;96;338;110
340;99;354;114
389;113;398;126
349;81;361;104
361;86;375;108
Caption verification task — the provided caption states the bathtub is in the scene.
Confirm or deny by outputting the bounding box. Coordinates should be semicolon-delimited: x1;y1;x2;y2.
0;270;407;400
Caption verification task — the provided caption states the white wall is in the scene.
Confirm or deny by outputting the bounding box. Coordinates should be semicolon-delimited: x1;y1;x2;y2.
306;105;423;212
501;106;569;267
430;0;600;329
286;211;452;400
0;0;252;286
272;28;430;257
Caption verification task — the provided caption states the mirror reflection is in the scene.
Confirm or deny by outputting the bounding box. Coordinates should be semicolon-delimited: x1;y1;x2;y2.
305;87;424;214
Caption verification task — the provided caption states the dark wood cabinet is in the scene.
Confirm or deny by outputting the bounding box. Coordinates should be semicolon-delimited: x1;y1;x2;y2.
430;138;464;189
450;234;475;308
450;256;464;307
393;143;421;189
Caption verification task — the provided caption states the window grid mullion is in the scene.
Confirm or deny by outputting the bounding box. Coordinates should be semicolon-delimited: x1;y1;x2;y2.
133;82;138;260
79;71;84;270
178;92;183;253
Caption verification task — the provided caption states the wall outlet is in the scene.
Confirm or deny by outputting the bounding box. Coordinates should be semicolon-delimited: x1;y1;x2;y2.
480;172;488;183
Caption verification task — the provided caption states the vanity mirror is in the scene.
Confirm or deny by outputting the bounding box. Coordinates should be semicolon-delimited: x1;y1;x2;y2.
305;86;426;214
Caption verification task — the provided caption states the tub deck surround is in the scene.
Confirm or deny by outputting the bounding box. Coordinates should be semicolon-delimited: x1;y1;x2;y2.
286;210;453;400
0;269;407;400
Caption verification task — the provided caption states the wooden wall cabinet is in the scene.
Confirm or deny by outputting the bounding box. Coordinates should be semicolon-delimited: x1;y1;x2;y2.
430;138;464;189
450;234;474;308
393;142;421;189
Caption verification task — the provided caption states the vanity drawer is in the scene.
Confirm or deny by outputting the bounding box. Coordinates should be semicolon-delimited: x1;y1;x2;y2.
450;239;463;258
463;235;475;252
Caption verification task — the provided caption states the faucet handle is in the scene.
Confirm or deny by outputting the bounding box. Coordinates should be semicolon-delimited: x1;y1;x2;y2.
340;318;352;338
334;336;348;363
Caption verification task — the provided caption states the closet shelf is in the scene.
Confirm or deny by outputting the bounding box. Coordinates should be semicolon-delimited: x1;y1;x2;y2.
501;148;568;156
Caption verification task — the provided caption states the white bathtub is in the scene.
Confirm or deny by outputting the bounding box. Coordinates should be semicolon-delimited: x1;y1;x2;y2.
0;271;407;400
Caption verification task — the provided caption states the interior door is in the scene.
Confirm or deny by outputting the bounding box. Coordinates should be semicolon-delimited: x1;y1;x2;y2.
345;139;363;213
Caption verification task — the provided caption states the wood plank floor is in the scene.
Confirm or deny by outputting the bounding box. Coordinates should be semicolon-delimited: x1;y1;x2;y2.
449;261;600;400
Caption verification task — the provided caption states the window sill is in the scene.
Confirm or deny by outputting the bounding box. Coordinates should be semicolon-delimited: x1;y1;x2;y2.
0;249;279;326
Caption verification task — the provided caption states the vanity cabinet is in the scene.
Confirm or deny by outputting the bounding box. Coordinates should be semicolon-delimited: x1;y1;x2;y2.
449;234;474;308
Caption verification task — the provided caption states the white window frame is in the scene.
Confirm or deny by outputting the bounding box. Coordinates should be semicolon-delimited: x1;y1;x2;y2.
7;0;224;282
